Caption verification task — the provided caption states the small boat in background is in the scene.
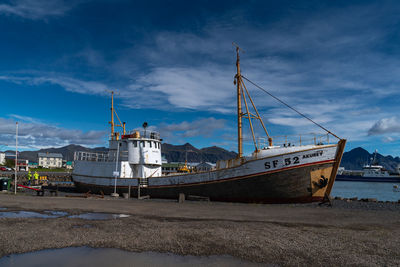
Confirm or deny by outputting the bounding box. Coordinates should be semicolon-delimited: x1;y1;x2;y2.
336;150;400;183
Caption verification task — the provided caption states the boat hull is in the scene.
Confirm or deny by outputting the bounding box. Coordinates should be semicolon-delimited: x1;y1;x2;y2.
73;161;334;203
72;140;347;203
336;175;400;183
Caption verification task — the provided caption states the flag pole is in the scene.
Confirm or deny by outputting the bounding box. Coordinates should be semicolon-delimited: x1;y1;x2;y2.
14;122;18;195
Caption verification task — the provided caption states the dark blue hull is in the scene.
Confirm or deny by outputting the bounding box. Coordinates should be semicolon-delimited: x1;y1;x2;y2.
336;174;400;183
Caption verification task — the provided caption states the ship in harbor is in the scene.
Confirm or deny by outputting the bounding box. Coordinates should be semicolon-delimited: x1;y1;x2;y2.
72;47;346;203
336;150;400;183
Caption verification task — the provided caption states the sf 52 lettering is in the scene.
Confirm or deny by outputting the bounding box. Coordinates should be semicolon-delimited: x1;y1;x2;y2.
264;156;300;169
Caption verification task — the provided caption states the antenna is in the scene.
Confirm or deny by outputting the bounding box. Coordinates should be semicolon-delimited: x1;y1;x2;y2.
143;122;148;137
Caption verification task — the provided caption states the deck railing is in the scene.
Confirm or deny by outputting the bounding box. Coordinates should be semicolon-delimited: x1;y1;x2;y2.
74;150;129;162
126;130;160;140
257;133;333;150
74;151;110;162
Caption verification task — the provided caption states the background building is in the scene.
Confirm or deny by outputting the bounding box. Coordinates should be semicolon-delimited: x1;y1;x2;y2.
4;153;29;171
0;152;5;165
194;162;216;172
38;153;63;168
162;163;186;174
16;159;29;171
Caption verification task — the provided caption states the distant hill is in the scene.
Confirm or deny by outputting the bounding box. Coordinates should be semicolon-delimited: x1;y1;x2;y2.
341;147;400;173
7;143;236;164
13;144;400;171
161;143;237;163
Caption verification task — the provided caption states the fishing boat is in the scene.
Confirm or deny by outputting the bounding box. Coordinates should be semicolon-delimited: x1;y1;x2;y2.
336;150;400;183
72;47;346;203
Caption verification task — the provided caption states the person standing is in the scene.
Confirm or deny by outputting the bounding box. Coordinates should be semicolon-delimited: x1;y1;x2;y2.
34;171;39;185
27;170;32;186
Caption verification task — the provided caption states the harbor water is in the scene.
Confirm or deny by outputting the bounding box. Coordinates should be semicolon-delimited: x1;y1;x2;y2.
331;181;400;201
0;247;262;267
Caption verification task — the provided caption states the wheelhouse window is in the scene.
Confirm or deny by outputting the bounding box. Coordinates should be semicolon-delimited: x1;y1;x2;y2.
133;141;137;147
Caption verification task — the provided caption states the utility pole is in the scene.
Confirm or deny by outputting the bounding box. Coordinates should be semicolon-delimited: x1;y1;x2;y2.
14;122;18;195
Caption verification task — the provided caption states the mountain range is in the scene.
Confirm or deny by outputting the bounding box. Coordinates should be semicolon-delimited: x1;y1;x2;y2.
5;145;400;172
340;147;400;173
7;143;237;164
161;143;238;163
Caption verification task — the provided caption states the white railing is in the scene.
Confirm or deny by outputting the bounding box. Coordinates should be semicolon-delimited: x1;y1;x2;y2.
74;151;129;162
126;130;160;140
257;133;334;149
74;151;110;162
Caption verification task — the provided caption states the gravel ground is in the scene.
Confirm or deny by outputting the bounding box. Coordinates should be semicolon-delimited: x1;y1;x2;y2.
0;193;399;266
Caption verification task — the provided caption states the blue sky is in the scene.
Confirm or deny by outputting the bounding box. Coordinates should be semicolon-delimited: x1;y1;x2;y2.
1;0;400;156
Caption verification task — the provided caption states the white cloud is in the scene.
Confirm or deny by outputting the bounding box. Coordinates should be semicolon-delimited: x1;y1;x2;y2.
110;3;398;123
0;75;109;96
0;0;78;20
129;66;235;112
368;117;400;135
0;116;106;149
382;136;396;143
158;117;226;142
2;2;400;146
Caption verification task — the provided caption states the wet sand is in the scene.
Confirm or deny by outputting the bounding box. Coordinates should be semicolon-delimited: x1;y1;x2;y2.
0;193;399;266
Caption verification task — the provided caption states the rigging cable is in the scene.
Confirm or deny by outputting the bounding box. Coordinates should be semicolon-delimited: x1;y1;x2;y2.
240;75;341;140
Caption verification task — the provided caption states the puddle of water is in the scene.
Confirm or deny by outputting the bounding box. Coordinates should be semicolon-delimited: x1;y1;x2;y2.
0;247;262;267
0;207;7;210
0;210;129;220
72;224;93;229
0;211;59;219
43;211;69;217
68;213;130;220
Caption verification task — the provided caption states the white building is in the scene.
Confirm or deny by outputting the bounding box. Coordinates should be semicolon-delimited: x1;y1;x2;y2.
38;153;63;168
0;152;5;165
194;162;216;172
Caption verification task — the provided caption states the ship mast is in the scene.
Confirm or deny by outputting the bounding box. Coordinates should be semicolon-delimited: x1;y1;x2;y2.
110;91;115;138
234;43;273;156
108;90;126;140
235;46;243;158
